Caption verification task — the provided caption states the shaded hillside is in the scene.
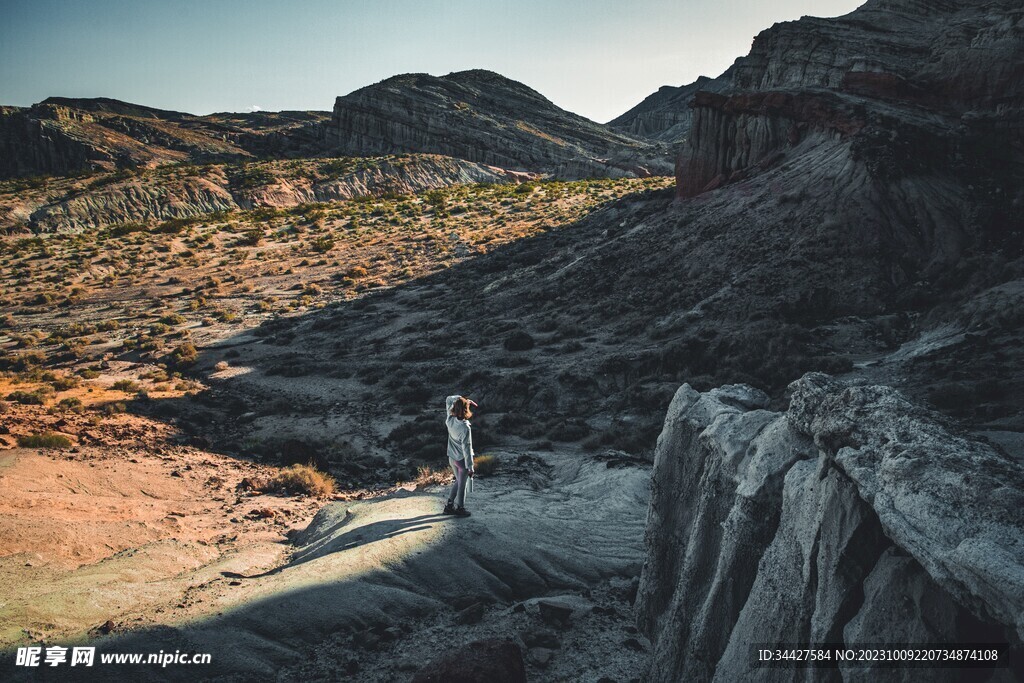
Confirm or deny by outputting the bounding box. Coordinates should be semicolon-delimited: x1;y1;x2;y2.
0;98;330;179
160;0;1024;474
607;75;731;144
323;69;673;179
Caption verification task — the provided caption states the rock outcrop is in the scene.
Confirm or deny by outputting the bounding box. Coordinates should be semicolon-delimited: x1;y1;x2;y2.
0;99;330;179
672;0;1024;198
0;154;529;233
322;69;673;179
637;373;1024;682
608;76;732;144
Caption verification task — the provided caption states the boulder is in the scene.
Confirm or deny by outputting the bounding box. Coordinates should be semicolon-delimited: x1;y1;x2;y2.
412;638;526;683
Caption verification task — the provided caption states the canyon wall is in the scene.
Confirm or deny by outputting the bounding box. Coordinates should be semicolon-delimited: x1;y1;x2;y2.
637;373;1024;682
674;0;1023;198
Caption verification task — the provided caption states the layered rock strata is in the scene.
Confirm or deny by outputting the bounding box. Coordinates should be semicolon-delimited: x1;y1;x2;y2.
323;69;673;179
638;373;1024;682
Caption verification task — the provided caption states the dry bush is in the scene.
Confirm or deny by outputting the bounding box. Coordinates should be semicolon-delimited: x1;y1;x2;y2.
6;388;53;405
263;464;336;497
112;379;141;393
411;465;450;488
17;432;72;449
472;454;499;476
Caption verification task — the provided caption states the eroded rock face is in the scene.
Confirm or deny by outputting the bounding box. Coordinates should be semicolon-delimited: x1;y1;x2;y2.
638;373;1024;682
323;69;673;179
1;154;525;233
0;99;331;179
674;0;1024;198
608;76;733;144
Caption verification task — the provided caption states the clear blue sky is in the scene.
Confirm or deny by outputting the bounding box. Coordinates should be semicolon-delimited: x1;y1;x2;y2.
0;0;864;123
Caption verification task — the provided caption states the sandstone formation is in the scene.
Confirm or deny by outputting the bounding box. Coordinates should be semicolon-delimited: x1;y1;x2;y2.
637;373;1024;682
0;154;529;233
674;0;1023;198
0;98;330;179
322;69;673;179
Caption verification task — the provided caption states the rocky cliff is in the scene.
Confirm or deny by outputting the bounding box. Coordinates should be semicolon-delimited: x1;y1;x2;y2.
675;0;1023;198
637;373;1024;682
608;75;732;144
0;99;330;179
322;69;673;179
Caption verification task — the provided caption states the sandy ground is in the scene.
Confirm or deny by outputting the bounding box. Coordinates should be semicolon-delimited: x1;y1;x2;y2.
2;447;651;681
0;435;324;650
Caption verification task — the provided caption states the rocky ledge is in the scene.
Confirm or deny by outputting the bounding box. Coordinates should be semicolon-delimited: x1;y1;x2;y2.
637;372;1024;682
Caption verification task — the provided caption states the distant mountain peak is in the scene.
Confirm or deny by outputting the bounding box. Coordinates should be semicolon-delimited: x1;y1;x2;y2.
37;96;191;120
326;69;672;179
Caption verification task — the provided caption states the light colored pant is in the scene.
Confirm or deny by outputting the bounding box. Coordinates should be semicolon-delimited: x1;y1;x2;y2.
448;458;468;508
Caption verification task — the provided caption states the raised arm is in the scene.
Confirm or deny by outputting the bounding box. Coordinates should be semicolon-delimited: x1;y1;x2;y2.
445;395;461;417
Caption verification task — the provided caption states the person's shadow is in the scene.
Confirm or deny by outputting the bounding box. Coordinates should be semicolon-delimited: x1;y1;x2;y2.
222;513;452;580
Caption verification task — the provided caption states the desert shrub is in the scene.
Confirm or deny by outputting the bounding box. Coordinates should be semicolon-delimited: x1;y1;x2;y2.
0;351;46;372
6;388;53;405
927;382;975;411
311;235;335;253
408;465;449;487
238;229;263;246
394;381;432;404
263;464;336;497
473;454;498;476
108;222;147;238
0;400;9;413
17;432;72;449
49;374;80;390
398;344;443;362
169;342;198;367
101;401;127;415
547;419;589;442
231;164;275;189
159;313;186;326
112;379;141;393
504;330;535;352
155;217;197;234
388;417;439;461
319;158;355;177
58;397;84;413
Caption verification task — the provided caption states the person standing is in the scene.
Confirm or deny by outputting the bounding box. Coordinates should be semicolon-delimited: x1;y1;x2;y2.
443;394;476;517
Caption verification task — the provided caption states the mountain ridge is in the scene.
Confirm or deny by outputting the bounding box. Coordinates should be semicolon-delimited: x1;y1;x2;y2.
1;69;673;181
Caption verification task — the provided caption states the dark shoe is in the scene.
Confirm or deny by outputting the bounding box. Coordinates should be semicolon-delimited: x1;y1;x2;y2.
454;507;471;517
443;502;456;515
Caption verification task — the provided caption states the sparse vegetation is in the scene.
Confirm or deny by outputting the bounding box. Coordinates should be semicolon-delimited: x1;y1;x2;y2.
472;454;498;476
17;432;72;449
112;379;141;393
6;388;53;405
262;464;336;497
